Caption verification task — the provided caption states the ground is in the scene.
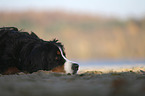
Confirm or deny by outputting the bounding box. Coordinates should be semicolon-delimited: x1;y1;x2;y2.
0;69;145;96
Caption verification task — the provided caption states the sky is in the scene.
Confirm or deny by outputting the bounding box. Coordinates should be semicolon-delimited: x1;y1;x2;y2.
0;0;145;19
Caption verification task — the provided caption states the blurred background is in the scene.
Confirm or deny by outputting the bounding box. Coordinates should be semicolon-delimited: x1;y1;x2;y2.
0;0;145;62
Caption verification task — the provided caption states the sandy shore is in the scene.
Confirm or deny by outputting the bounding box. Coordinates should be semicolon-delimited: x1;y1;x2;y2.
0;68;145;96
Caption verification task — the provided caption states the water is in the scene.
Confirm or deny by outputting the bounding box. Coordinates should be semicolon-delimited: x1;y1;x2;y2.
77;59;145;73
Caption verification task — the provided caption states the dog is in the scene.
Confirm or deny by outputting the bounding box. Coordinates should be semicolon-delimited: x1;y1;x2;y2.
0;27;79;75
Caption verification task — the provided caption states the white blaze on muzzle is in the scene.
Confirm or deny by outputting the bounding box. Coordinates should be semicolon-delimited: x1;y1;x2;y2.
58;46;78;74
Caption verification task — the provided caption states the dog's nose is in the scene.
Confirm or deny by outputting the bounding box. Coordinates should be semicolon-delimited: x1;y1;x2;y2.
72;63;79;71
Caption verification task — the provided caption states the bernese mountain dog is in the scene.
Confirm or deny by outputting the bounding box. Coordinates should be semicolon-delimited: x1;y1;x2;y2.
0;27;79;75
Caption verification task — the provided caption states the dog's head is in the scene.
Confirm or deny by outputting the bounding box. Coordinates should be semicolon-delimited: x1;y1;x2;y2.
25;39;79;75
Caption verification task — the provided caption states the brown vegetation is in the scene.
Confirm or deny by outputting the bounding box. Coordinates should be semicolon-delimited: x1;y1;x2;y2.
0;11;145;60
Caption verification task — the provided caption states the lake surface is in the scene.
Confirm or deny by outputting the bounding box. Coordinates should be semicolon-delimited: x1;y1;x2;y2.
77;59;145;73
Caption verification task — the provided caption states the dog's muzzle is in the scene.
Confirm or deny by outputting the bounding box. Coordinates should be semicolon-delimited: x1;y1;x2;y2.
64;61;79;75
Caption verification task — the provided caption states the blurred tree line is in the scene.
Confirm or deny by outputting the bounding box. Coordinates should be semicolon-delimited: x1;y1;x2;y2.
0;11;145;60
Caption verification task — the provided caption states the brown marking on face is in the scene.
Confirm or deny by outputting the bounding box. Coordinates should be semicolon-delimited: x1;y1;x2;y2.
51;65;65;73
3;67;20;75
57;51;60;55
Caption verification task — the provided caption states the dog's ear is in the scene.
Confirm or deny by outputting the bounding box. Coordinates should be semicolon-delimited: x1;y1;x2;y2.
22;46;45;73
31;48;46;72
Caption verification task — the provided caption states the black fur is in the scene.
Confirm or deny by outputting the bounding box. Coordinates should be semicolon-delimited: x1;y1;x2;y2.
0;27;66;73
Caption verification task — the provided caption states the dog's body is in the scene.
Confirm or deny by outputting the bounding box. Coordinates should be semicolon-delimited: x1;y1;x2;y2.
0;27;78;75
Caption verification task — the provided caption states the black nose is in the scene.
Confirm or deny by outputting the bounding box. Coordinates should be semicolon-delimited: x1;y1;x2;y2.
72;63;79;71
